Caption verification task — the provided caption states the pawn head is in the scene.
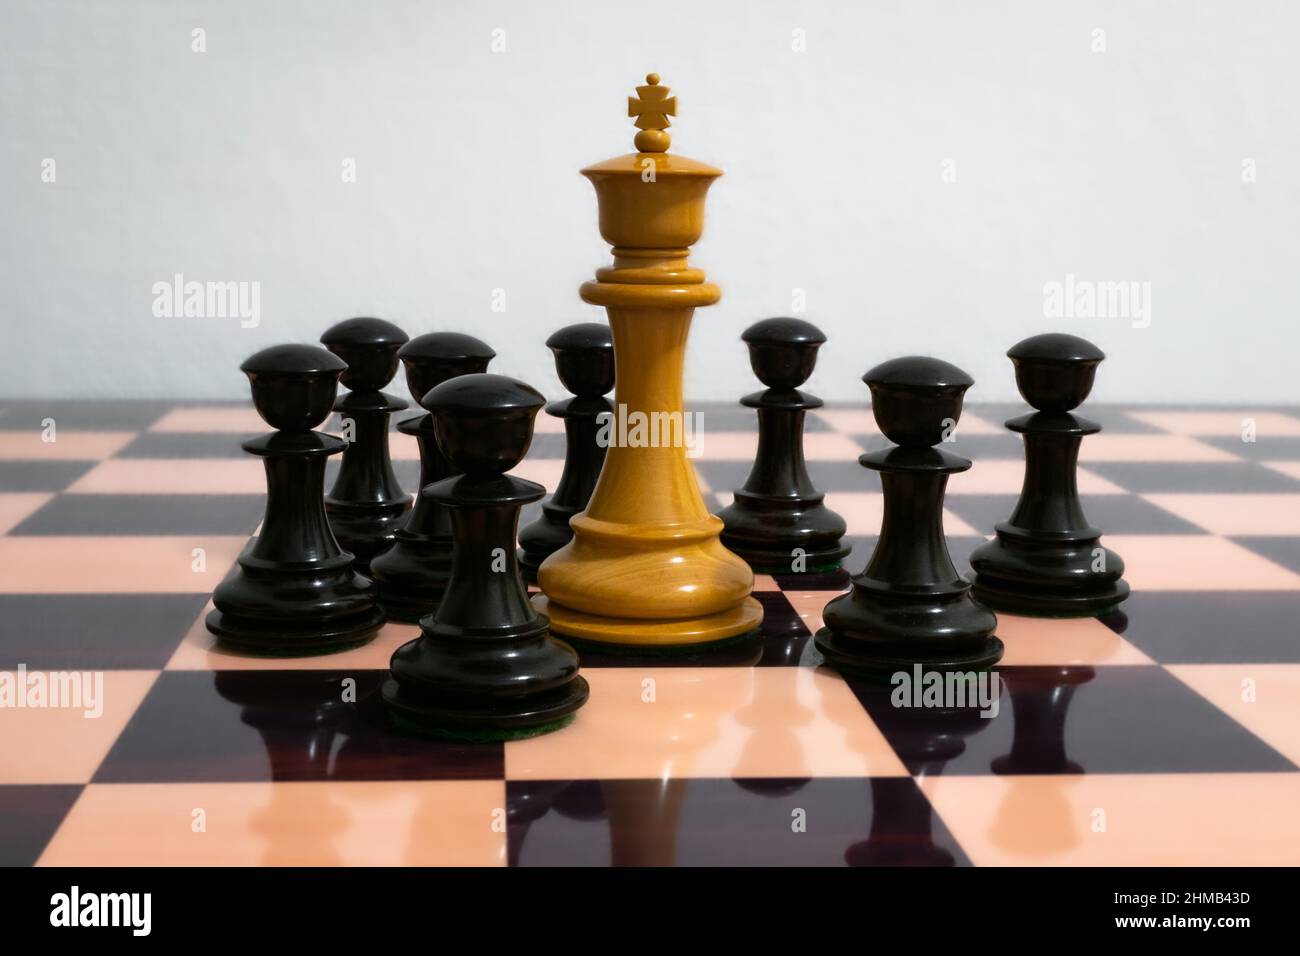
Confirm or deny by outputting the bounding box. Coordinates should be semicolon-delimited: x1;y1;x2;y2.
240;344;347;432
424;373;546;476
863;356;974;447
742;317;826;389
320;317;409;392
546;323;614;398
1008;333;1105;413
398;332;495;404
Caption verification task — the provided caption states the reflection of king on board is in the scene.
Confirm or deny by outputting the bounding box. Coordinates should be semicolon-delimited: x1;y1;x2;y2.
532;74;765;649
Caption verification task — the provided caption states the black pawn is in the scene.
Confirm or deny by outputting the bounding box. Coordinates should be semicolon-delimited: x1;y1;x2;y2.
814;357;1002;676
382;373;590;739
206;345;384;653
517;323;614;581
969;334;1129;615
368;333;495;621
718;318;848;572
320;317;411;572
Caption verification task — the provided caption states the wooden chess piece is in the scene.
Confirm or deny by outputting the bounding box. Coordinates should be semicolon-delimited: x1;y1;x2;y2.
533;73;763;648
969;334;1129;615
320;317;411;572
718;317;848;573
814;357;1002;676
517;323;614;582
383;373;589;739
368;332;495;621
206;345;384;653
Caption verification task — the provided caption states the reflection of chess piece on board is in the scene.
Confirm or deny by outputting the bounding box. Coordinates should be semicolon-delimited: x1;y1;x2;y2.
369;333;495;621
718;318;848;574
320;317;412;572
814;358;1001;676
970;334;1129;616
602;779;689;866
990;666;1094;775
517;323;614;582
534;73;763;649
206;345;384;653
845;692;995;866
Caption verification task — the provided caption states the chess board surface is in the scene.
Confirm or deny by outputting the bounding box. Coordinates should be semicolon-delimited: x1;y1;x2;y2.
3;399;1300;867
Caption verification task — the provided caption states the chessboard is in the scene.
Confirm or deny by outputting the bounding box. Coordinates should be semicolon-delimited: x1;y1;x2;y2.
2;398;1299;866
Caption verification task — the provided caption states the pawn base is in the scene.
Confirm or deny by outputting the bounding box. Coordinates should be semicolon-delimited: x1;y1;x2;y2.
969;532;1130;618
206;605;384;656
718;539;849;575
324;501;410;573
814;628;1005;679
534;594;765;651
369;540;453;622
970;574;1130;618
381;676;589;741
718;499;848;576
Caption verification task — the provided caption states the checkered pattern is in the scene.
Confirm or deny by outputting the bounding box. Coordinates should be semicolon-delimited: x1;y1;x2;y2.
2;400;1300;866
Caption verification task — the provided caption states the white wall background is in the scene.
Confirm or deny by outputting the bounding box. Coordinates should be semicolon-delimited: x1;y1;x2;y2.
1;0;1296;404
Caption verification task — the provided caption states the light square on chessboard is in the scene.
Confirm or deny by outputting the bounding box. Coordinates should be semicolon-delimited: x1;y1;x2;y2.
1264;461;1300;482
1079;434;1239;463
1167;664;1300;768
0;536;246;594
0;431;136;461
995;614;1151;666
947;459;1124;495
1141;493;1300;535
1103;534;1300;590
166;604;419;671
824;491;980;536
505;666;907;781
0;492;53;534
0;670;157;784
918;773;1300;866
150;406;264;433
38;780;506;866
509;457;568;493
1126;410;1300;438
66;458;263;495
697;431;864;462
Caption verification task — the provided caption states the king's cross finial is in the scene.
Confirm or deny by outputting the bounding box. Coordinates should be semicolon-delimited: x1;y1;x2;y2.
628;73;676;153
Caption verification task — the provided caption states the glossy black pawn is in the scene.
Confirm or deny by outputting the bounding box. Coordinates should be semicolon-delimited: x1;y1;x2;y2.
368;333;495;621
718;318;848;572
206;345;384;654
518;323;614;581
382;373;589;739
969;334;1130;616
814;357;1002;676
320;318;411;572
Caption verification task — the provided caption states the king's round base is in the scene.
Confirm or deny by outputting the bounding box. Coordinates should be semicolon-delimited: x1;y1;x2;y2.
534;594;765;649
